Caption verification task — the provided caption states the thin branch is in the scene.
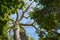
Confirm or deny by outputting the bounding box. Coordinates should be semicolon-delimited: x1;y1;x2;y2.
24;16;29;19
23;2;34;13
24;15;30;19
15;9;19;23
7;13;14;22
8;18;14;22
7;26;14;30
18;2;34;21
20;27;25;32
33;25;38;30
18;10;24;21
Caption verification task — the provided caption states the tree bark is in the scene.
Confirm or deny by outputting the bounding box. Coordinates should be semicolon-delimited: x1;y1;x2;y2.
16;22;21;40
13;22;21;40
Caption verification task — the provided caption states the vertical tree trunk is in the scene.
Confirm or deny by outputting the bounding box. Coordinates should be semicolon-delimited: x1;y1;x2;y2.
14;22;21;40
15;23;21;40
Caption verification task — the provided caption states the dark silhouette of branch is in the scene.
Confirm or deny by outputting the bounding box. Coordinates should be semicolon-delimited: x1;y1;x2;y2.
7;13;14;22
18;2;34;21
51;29;60;35
33;25;38;30
23;16;29;19
20;23;33;26
9;18;14;22
15;10;19;23
20;27;25;32
19;22;38;30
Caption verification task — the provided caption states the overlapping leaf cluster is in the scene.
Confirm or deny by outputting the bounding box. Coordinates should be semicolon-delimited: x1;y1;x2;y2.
30;0;60;40
0;0;24;39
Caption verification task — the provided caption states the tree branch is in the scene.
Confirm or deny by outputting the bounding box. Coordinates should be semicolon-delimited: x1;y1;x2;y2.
19;22;38;30
33;25;38;30
23;16;29;19
20;23;33;26
8;18;14;22
15;10;19;23
18;2;34;21
5;11;14;22
7;26;14;30
20;27;25;32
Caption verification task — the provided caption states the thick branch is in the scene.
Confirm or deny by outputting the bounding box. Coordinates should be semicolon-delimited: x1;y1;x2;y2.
19;23;38;30
18;2;34;21
20;23;33;26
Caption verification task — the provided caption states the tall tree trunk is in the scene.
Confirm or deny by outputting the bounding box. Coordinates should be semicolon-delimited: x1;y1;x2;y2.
15;23;21;40
14;22;21;40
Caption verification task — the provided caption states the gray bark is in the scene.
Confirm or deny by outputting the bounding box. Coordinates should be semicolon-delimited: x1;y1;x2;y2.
13;22;21;40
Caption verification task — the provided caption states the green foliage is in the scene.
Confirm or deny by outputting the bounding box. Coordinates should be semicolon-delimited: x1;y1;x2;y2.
30;8;58;30
31;0;60;30
30;0;60;40
0;0;24;14
0;0;24;40
29;37;34;40
0;19;7;35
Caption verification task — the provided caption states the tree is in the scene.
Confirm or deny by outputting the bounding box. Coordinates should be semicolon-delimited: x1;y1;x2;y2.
1;0;60;40
0;0;36;40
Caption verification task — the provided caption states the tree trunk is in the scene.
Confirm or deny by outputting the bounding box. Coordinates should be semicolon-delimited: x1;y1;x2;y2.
15;24;21;40
14;22;21;40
